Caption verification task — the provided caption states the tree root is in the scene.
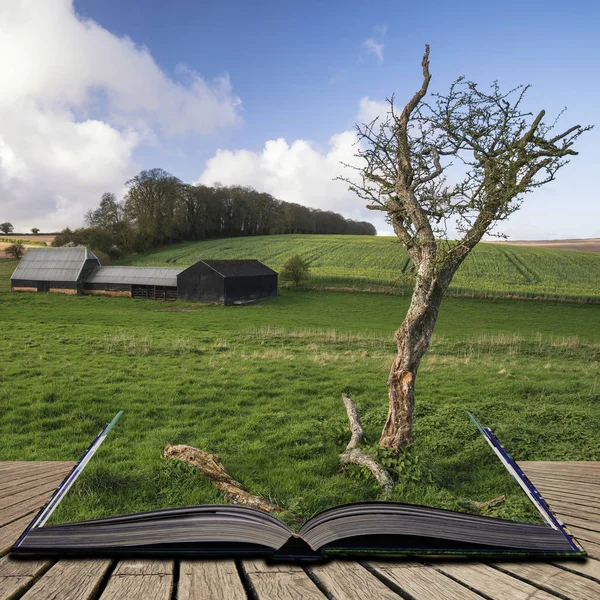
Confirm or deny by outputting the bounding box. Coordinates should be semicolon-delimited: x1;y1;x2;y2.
339;393;394;497
163;444;283;513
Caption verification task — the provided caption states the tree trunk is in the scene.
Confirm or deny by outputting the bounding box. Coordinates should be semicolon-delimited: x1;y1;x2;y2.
379;267;451;450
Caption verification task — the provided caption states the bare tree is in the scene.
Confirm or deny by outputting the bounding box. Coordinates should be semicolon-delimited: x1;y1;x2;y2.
339;45;591;453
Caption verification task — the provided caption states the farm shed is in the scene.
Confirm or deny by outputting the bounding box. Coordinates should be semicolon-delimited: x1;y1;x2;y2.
10;248;278;304
10;247;100;294
177;260;278;304
84;266;183;299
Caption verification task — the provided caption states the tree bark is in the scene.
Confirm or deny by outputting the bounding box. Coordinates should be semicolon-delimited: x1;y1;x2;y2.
379;267;452;449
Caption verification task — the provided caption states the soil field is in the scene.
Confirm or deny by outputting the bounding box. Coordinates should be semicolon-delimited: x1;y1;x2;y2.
0;235;55;258
487;238;600;252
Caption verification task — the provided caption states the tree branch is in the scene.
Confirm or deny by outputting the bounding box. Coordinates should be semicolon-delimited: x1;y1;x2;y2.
164;444;283;513
339;394;394;496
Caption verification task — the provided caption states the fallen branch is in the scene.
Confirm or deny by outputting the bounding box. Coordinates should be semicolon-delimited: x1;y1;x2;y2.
164;444;283;513
339;393;394;497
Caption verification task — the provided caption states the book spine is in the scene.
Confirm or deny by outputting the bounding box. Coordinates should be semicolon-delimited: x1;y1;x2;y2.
480;423;581;553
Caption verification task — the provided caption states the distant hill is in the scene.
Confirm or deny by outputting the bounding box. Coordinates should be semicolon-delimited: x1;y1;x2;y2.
487;239;600;253
121;234;600;302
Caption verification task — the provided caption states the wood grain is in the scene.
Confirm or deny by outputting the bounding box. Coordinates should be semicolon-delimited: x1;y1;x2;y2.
433;562;559;600
98;560;173;600
19;559;111;600
242;559;325;599
368;561;485;599
309;560;401;599
179;560;246;600
493;561;600;599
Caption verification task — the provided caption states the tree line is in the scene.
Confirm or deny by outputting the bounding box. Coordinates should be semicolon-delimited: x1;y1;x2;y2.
53;168;376;257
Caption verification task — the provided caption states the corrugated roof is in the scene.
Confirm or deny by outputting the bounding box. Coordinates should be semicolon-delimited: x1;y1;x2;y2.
11;247;99;282
85;266;184;287
202;260;277;278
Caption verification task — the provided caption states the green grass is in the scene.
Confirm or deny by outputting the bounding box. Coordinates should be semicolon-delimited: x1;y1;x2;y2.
122;235;600;301
1;260;599;528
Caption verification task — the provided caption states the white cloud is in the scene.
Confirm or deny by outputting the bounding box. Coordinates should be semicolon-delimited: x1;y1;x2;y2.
362;38;384;64
356;96;390;125
362;24;386;65
196;127;391;234
0;1;241;231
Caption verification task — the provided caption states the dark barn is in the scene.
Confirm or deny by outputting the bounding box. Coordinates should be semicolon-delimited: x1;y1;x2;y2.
11;247;100;294
177;260;277;304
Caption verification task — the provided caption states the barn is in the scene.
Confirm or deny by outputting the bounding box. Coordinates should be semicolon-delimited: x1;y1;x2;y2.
84;266;182;300
11;248;278;304
10;247;100;294
177;260;278;304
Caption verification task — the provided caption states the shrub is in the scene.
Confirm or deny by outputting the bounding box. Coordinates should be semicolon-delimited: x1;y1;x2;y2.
281;254;311;286
5;243;25;259
91;249;111;266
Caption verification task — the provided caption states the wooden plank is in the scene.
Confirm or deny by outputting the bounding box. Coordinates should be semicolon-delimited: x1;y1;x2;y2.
0;466;71;493
178;560;246;600
0;512;37;555
309;560;401;599
0;491;56;527
555;513;600;534
521;463;600;476
540;490;600;511
433;562;559;600
368;561;484;599
521;462;600;475
20;559;111;600
0;555;49;576
576;539;600;560
0;471;68;500
545;493;600;514
526;472;600;485
493;562;600;599
544;500;600;522
534;481;600;500
0;555;50;600
0;480;64;512
99;560;173;600
0;462;71;479
551;557;600;581
532;481;600;501
565;524;600;545
242;559;326;599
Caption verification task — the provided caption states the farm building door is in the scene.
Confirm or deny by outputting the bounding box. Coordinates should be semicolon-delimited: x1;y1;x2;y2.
37;282;50;292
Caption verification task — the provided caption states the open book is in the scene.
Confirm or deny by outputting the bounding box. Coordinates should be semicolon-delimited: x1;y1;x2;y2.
11;412;586;560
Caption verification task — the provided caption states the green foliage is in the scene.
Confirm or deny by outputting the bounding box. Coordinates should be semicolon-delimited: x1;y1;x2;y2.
0;258;598;527
31;228;40;235
91;249;111;266
0;222;14;235
344;445;435;487
281;254;311;286
122;235;600;302
0;237;47;247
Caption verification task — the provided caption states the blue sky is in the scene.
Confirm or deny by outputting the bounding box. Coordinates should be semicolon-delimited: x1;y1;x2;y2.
1;0;598;238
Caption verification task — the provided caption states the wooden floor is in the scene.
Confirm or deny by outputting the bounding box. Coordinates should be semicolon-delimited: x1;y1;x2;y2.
1;461;599;599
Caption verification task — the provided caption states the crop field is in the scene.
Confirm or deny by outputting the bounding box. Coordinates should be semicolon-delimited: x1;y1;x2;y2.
123;235;600;301
1;257;599;529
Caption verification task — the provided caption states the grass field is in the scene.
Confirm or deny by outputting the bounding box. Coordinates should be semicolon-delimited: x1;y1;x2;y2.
1;258;599;529
122;235;600;302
